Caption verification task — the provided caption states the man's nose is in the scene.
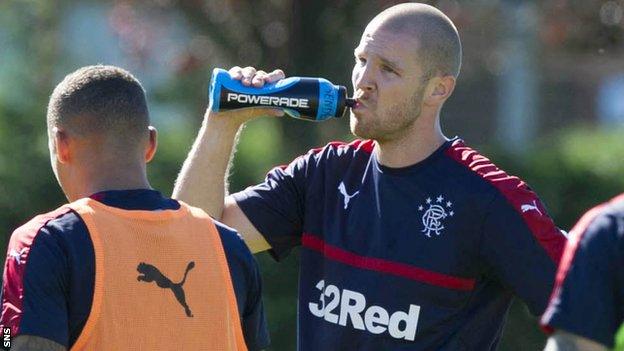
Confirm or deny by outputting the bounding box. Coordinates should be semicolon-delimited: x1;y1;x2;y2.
354;66;376;93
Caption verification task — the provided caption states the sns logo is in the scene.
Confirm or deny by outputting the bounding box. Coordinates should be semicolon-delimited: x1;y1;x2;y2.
308;280;421;341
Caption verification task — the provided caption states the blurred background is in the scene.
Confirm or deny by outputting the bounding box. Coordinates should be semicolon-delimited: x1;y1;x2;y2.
1;0;624;349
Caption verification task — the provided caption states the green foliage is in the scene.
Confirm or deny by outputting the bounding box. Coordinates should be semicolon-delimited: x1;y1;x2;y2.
255;252;300;350
492;126;624;230
1;1;624;350
616;324;624;351
231;117;285;190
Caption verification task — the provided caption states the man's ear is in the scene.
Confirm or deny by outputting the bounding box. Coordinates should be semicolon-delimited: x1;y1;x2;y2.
423;75;456;107
145;126;158;163
53;127;72;164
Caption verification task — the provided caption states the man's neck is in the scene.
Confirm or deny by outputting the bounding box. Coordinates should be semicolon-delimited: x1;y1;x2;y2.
66;164;152;202
374;116;447;168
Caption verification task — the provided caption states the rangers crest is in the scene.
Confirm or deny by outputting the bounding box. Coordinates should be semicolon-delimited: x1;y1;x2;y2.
418;195;454;237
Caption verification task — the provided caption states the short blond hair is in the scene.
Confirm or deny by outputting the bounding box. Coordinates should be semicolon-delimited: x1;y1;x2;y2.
371;3;462;78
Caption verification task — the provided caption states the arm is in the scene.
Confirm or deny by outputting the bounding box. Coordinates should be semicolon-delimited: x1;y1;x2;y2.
214;222;270;349
1;224;72;349
541;208;621;348
240;243;270;350
222;196;272;253
480;193;567;315
544;331;607;351
11;335;66;351
173;66;283;252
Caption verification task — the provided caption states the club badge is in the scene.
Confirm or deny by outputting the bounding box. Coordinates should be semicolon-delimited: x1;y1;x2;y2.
418;195;454;237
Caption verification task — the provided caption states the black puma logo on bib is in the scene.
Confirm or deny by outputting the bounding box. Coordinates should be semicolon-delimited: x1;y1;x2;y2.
137;261;195;317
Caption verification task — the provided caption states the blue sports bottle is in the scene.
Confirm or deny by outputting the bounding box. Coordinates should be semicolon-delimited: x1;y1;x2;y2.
208;68;355;121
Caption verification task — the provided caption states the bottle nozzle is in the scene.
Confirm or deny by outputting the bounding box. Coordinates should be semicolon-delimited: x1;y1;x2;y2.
345;98;357;108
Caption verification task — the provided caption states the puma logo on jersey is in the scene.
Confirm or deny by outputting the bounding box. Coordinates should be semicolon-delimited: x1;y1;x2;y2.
338;182;359;209
521;200;542;216
9;248;27;265
137;261;195;317
308;280;421;341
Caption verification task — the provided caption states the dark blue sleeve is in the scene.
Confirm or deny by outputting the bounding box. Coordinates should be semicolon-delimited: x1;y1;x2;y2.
542;212;623;348
480;195;566;315
232;150;316;260
215;221;270;350
45;213;95;347
13;227;70;347
1;210;95;349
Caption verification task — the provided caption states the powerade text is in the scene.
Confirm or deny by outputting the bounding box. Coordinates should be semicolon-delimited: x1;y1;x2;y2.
226;93;310;108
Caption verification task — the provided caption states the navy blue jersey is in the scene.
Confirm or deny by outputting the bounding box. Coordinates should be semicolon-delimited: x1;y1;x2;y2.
541;193;624;348
233;138;566;350
0;189;269;350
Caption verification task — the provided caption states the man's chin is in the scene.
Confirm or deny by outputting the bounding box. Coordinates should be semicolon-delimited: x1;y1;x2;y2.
350;122;376;140
349;114;364;138
350;112;384;140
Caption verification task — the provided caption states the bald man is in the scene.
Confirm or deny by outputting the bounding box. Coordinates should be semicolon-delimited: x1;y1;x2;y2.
0;65;268;350
174;3;567;350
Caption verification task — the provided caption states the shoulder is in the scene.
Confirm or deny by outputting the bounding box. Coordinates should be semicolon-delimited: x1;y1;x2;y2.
264;139;374;181
551;196;624;283
5;207;88;289
212;220;262;307
444;139;548;214
540;195;624;345
288;139;374;166
5;207;88;281
2;207;87;337
443;139;530;198
446;139;565;261
280;139;374;176
569;194;624;251
214;220;257;269
182;205;258;262
585;194;624;233
8;207;84;258
313;139;375;154
307;139;374;160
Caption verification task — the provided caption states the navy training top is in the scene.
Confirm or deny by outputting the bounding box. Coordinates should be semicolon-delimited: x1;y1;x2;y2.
542;193;624;348
0;189;269;350
233;138;567;350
